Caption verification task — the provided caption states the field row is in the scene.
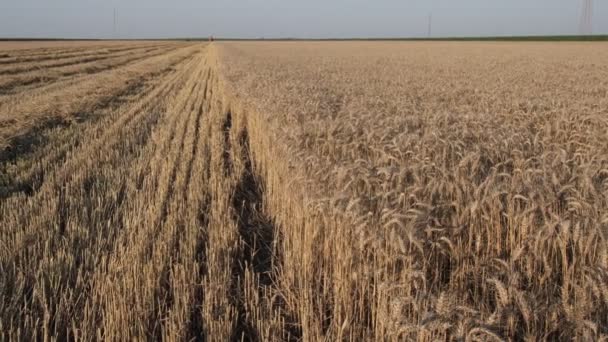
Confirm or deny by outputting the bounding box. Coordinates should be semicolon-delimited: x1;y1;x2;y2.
0;41;293;341
0;44;173;95
0;42;198;153
1;43;211;339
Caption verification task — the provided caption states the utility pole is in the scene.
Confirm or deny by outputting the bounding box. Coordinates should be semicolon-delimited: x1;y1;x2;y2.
113;8;117;38
579;0;593;35
427;12;433;38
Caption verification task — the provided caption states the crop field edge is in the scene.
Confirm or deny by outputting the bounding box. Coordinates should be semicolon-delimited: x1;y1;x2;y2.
2;34;608;42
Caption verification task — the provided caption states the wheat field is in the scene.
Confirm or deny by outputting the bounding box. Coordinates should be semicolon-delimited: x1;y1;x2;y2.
1;41;607;341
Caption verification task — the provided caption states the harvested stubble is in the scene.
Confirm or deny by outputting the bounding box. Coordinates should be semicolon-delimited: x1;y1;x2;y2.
0;40;166;52
0;44;176;96
0;43;163;74
1;41;608;341
0;43;163;66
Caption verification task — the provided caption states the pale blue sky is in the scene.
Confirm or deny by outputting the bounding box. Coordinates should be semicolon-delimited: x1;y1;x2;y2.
0;0;606;39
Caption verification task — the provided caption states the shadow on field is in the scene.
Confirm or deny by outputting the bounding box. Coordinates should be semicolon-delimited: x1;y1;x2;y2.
230;128;276;341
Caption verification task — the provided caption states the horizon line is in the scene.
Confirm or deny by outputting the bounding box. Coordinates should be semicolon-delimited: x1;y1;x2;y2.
1;34;608;42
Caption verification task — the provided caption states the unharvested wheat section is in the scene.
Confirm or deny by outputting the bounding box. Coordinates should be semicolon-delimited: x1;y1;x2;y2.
1;41;608;341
